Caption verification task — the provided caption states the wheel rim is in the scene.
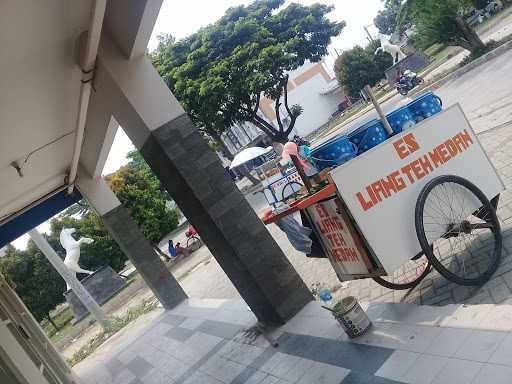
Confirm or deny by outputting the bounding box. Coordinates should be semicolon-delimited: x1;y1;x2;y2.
419;179;501;284
374;254;431;290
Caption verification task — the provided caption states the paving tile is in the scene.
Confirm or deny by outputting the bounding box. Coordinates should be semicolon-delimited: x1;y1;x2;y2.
106;357;126;378
165;327;195;342
259;375;281;384
184;331;223;353
424;327;473;357
489;332;512;366
196;319;243;339
341;371;407;383
179;317;205;330
231;367;268;384
477;305;512;331
181;371;223;384
276;332;393;373
375;351;419;382
126;356;154;379
157;355;189;381
139;368;172;384
471;363;512;384
430;358;483;384
402;354;449;384
295;361;349;384
114;370;137;384
487;282;511;303
259;352;301;377
161;314;187;327
453;330;505;362
200;355;246;383
277;357;316;383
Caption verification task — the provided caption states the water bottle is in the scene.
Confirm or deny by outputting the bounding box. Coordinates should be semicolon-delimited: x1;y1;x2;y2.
318;285;333;306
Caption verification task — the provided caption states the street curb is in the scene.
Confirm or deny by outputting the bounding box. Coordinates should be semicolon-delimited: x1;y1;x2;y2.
410;39;512;96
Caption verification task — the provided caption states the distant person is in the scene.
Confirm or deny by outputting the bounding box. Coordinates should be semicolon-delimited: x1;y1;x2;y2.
175;242;191;257
168;240;177;259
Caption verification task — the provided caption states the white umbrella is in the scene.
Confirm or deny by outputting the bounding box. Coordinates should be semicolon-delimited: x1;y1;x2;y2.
229;146;273;169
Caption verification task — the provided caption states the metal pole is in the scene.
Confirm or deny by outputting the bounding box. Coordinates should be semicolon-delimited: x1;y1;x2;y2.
28;229;110;329
363;85;393;135
363;26;375;43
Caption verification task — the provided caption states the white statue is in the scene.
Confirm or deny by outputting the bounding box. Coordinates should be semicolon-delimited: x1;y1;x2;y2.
375;33;406;64
60;228;94;290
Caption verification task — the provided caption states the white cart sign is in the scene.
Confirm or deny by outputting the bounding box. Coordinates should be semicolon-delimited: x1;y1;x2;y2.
330;105;504;273
306;198;376;279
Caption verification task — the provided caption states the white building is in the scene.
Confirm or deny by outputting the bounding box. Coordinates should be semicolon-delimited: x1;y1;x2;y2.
220;60;346;154
259;60;346;138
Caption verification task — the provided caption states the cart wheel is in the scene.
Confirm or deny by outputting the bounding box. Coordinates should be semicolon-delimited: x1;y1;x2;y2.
281;181;303;201
373;251;432;290
415;175;502;286
186;236;201;252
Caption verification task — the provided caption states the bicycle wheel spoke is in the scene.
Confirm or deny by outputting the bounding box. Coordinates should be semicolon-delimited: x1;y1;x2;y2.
416;175;501;286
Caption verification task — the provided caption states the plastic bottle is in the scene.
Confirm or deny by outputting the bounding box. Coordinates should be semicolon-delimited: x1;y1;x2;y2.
318;285;333;307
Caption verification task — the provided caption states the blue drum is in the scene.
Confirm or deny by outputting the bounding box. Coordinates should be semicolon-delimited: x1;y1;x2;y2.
408;91;443;122
349;120;389;154
385;105;416;133
310;135;358;170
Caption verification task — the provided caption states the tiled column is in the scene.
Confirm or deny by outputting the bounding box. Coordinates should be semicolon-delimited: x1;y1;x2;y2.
95;37;312;324
77;172;187;310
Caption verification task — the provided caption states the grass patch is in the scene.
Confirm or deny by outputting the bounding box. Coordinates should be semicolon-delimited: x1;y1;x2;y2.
41;308;74;343
67;298;159;366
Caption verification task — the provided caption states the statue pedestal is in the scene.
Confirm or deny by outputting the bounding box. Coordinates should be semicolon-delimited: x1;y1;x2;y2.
384;53;431;87
64;266;127;322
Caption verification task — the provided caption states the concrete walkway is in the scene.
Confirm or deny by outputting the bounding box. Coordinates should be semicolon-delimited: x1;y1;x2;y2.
73;298;512;384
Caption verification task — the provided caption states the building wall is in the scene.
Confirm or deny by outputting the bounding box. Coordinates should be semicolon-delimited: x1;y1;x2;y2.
260;61;344;138
221;121;265;155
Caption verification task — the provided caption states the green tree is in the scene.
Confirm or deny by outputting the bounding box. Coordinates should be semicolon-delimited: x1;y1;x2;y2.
0;244;66;329
150;0;344;143
404;0;485;52
374;0;404;35
334;41;393;97
106;150;178;243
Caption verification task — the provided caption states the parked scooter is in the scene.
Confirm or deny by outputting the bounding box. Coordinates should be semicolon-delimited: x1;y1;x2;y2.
396;70;424;96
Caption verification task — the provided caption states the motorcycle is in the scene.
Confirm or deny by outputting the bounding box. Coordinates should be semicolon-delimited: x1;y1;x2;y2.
292;135;310;147
396;70;424;96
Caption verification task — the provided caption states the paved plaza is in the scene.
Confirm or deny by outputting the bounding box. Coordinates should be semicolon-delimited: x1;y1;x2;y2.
74;298;512;384
172;122;512;309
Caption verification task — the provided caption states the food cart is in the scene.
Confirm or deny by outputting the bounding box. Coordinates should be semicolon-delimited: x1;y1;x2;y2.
263;103;504;290
255;159;304;206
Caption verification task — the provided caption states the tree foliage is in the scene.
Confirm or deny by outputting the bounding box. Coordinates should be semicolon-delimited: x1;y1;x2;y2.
334;41;393;97
0;244;66;325
150;0;344;143
405;0;485;52
0;150;178;326
106;150;178;243
374;0;405;35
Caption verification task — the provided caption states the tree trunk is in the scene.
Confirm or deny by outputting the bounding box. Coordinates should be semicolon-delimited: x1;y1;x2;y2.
455;16;486;52
47;313;60;331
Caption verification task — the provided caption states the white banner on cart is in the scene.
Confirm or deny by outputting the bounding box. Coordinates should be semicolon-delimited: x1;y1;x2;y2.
330;104;505;274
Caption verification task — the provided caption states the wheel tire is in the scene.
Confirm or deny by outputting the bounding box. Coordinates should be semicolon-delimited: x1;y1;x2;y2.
415;175;502;286
373;253;432;290
281;181;303;201
186;236;201;251
398;87;408;96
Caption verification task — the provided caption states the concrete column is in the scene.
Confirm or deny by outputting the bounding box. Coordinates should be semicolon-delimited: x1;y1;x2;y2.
94;37;312;324
77;172;187;310
28;229;110;329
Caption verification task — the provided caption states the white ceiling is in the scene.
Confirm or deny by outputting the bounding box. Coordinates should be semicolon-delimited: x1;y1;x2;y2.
0;0;163;222
0;0;94;220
